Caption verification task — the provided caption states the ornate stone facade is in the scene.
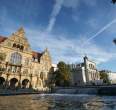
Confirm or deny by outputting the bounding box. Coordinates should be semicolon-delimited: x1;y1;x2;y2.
70;56;100;85
84;56;100;84
0;28;52;90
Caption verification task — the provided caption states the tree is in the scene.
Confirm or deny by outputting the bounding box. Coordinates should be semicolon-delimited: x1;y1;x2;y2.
49;61;71;87
112;0;116;4
99;70;110;84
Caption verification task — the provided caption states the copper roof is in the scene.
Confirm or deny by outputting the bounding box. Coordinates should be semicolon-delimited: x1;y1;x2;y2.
0;36;7;43
32;51;42;59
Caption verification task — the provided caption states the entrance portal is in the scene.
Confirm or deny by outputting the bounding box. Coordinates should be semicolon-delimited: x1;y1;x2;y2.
0;77;5;88
10;78;18;89
22;79;29;89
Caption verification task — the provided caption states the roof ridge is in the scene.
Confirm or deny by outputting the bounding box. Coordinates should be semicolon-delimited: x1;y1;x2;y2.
0;36;7;43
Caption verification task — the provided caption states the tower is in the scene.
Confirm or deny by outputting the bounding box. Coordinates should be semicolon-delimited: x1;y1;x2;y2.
84;56;89;82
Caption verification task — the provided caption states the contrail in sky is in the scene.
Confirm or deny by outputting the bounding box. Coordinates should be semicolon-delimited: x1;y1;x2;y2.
83;18;116;46
46;0;64;32
47;0;79;32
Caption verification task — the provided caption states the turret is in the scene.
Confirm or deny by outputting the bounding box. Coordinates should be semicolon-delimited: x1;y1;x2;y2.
84;56;89;82
84;56;88;67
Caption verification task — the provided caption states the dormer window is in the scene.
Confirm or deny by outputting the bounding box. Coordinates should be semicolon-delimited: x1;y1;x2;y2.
12;43;24;51
17;44;20;48
13;43;16;48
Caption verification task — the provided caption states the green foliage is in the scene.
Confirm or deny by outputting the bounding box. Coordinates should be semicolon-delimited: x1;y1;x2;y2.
99;71;110;84
49;61;71;87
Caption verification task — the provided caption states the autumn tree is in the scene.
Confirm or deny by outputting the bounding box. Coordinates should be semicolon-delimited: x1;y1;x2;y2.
99;70;110;84
49;61;71;87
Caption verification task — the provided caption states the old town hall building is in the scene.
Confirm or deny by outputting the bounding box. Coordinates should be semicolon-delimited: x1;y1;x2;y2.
0;28;52;90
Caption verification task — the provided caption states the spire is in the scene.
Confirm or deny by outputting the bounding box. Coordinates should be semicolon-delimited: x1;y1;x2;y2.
15;27;25;37
18;27;25;34
44;48;50;55
45;48;48;52
84;55;88;60
84;54;88;62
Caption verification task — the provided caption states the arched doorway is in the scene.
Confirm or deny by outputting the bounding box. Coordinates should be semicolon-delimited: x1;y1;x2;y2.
0;77;5;88
22;79;29;89
10;78;18;89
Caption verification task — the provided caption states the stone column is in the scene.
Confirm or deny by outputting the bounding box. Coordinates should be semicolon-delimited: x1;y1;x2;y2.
18;72;22;88
29;74;32;88
5;72;10;89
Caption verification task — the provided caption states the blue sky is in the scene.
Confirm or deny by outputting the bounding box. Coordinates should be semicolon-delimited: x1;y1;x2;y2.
0;0;116;71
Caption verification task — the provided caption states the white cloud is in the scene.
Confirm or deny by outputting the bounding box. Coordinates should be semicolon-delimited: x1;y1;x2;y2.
24;27;116;65
0;0;115;67
1;23;116;65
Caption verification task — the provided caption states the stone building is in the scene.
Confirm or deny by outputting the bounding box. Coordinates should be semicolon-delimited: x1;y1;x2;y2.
0;28;52;90
70;56;100;85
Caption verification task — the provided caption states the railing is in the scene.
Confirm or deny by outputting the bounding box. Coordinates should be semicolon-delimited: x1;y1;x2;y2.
54;84;116;90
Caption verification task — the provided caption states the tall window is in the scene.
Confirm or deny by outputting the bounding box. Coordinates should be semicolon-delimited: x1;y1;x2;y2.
10;52;22;65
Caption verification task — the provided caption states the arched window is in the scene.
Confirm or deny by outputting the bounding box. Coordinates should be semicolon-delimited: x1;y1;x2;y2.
10;52;22;65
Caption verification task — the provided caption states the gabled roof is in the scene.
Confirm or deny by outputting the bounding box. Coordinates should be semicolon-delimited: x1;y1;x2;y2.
0;36;7;43
0;35;43;60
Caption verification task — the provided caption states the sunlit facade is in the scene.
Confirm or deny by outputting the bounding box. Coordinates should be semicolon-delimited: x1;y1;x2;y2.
0;28;52;90
70;56;100;85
